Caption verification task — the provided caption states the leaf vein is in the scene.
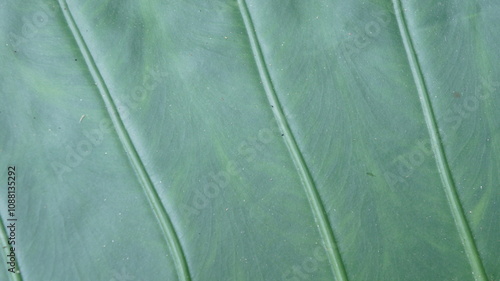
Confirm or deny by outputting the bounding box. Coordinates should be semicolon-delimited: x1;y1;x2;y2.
391;1;488;280
56;1;191;280
237;1;349;280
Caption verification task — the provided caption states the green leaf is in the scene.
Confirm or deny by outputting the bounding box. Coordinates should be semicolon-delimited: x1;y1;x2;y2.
1;0;499;280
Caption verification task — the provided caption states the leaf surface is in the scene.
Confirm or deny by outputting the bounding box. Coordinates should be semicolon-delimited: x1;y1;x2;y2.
0;0;499;280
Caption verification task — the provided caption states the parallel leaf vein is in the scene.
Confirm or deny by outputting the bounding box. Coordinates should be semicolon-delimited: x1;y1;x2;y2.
56;1;191;280
237;1;348;280
391;1;488;280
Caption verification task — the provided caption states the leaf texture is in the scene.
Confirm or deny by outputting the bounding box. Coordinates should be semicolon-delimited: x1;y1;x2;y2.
0;0;499;280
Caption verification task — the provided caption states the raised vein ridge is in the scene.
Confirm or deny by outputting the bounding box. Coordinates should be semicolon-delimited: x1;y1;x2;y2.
391;1;488;280
56;1;191;280
0;218;23;281
237;1;348;280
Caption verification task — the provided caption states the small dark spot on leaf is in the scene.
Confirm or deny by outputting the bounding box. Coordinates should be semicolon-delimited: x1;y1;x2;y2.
366;172;375;177
75;59;77;61
281;134;284;136
453;92;461;98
